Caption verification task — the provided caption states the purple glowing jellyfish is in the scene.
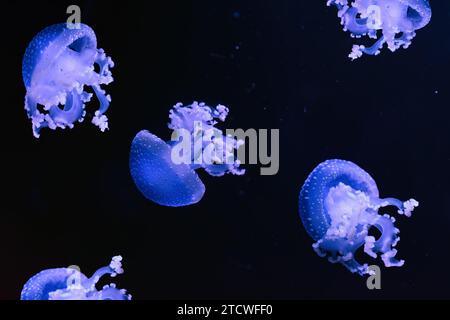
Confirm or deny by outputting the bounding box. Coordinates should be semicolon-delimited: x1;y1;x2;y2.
130;102;245;207
299;159;419;275
327;0;432;60
20;256;131;300
22;23;114;138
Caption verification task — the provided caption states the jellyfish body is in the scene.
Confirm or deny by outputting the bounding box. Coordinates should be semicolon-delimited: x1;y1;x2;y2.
130;102;245;207
299;159;419;275
326;0;432;60
130;130;206;207
22;23;114;138
21;256;131;300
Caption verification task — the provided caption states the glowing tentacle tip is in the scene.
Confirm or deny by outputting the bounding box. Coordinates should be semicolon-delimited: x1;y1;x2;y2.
22;23;114;138
299;159;418;276
327;0;432;60
20;256;131;300
129;101;244;207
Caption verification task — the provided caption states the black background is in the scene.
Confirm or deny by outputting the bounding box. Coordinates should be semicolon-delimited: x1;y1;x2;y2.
1;0;450;300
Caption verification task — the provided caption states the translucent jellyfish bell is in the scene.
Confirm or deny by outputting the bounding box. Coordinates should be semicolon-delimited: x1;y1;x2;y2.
299;159;419;276
327;0;432;60
20;256;131;300
22;23;114;138
130;102;245;207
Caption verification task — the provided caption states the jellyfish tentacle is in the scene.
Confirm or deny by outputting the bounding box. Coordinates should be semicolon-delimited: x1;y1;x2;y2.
374;197;404;210
48;89;89;128
89;50;113;131
91;84;111;114
314;234;371;275
368;215;404;267
381;248;404;267
90;84;111;132
342;7;370;35
327;0;347;11
350;36;386;60
372;197;419;217
95;48;114;85
341;259;371;276
392;31;416;50
81;256;124;291
25;95;48;138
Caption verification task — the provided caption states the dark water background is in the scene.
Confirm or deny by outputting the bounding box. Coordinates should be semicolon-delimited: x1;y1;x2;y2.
1;0;450;299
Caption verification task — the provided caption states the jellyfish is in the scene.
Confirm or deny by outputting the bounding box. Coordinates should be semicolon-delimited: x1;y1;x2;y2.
130;101;245;207
20;256;131;300
299;159;419;276
326;0;432;60
22;23;114;138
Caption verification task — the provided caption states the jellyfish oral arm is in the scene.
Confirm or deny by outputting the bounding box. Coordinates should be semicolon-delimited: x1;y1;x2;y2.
313;182;418;275
90;49;114;132
373;197;419;217
80;256;124;292
169;102;245;177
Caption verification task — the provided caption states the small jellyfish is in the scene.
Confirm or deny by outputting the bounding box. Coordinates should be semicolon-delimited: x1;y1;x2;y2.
130;101;245;207
21;256;131;300
299;159;419;275
326;0;432;60
22;23;114;138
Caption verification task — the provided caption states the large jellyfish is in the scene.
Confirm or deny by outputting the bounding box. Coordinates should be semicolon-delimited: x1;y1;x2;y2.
299;159;419;276
22;23;114;138
326;0;432;60
21;256;131;300
130;101;245;207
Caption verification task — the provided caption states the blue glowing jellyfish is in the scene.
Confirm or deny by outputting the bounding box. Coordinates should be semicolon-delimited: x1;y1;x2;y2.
23;23;114;138
299;159;419;275
130;101;245;207
327;0;432;60
21;256;131;300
